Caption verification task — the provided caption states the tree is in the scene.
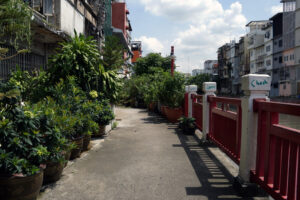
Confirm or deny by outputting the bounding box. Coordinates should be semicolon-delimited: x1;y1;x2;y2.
133;53;173;76
0;0;32;61
101;36;126;71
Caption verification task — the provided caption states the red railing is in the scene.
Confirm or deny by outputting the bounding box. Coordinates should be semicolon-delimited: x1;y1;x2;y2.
251;100;300;200
207;96;242;164
191;94;203;131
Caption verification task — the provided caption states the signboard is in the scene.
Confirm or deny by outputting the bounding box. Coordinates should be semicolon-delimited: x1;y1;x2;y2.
203;82;217;92
242;74;271;91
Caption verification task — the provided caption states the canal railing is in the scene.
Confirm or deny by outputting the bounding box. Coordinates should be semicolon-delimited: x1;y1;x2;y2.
184;74;300;200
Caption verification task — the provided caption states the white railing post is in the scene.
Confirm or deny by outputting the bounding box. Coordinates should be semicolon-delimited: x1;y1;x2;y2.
235;74;271;192
187;85;197;118
202;82;217;141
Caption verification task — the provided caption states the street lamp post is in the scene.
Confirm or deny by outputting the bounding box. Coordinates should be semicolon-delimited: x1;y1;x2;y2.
170;46;175;76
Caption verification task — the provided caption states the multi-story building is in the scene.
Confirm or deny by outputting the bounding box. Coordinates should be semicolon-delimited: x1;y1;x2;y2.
280;0;296;96
238;36;250;76
111;0;133;76
217;43;231;94
1;0;106;80
204;60;218;75
246;21;271;74
131;41;142;63
262;22;273;75
270;12;283;97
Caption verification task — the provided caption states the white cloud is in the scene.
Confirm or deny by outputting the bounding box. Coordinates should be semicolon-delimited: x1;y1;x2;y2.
135;36;164;55
139;0;247;73
271;4;282;15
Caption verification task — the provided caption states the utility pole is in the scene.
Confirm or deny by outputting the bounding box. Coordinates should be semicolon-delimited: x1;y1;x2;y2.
170;46;175;76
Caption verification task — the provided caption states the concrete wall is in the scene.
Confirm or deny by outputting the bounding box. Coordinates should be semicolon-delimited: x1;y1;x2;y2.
60;0;85;37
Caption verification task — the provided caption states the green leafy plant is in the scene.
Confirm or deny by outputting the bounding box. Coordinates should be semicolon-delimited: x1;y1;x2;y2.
48;32;100;92
0;84;49;176
158;72;185;108
179;117;196;134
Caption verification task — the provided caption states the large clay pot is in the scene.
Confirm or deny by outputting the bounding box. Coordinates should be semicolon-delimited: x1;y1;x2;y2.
82;134;91;151
148;102;155;112
43;162;64;184
165;107;183;123
93;125;106;137
70;137;83;160
0;170;43;200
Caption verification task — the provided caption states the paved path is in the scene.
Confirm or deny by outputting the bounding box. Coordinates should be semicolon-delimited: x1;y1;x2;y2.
39;107;268;200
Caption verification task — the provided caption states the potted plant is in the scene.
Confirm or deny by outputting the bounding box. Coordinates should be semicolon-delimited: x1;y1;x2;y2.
179;117;196;135
161;73;185;123
0;85;47;199
91;95;115;137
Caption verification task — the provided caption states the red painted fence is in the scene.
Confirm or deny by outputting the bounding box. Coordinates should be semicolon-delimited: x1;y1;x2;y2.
207;96;242;164
251;100;300;200
191;94;203;131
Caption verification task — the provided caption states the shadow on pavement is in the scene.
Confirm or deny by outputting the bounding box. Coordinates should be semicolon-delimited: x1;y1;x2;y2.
171;126;267;200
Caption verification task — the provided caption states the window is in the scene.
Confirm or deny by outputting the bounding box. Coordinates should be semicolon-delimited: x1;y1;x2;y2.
250;50;253;57
43;0;53;16
266;60;271;66
284;56;289;62
274;57;278;61
266;45;271;52
273;83;278;88
279;56;283;63
265;31;270;39
274;41;277;45
279;40;283;47
290;54;295;60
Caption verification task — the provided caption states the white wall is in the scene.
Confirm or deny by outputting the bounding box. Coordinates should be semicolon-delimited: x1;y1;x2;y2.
60;0;84;37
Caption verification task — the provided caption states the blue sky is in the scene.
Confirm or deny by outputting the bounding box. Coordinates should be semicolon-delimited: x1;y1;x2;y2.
126;0;283;73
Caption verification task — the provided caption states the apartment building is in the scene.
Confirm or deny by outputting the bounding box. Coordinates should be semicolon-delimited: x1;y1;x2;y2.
270;13;283;97
279;0;296;96
0;0;106;80
217;43;231;94
204;60;218;75
246;21;271;74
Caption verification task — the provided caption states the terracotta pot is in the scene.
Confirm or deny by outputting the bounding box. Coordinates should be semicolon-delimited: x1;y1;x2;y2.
165;107;183;123
43;162;64;184
82;134;91;151
93;125;106;137
70;137;83;160
0;170;43;200
148;102;155;112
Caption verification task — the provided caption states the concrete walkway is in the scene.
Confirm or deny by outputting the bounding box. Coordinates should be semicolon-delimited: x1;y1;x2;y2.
38;107;268;200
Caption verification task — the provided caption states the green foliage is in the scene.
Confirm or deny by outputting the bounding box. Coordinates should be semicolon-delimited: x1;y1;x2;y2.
9;68;50;103
97;64;122;103
133;53;172;76
0;0;32;60
179;117;195;129
158;72;185;108
48;32;100;92
101;36;126;71
186;73;210;93
0;84;48;176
